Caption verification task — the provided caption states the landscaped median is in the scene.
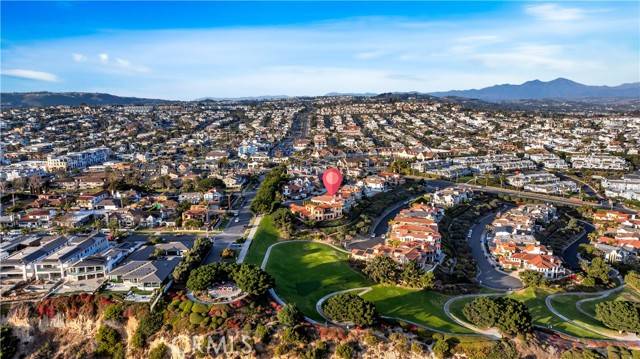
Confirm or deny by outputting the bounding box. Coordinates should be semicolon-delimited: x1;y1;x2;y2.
243;215;279;266
262;240;476;334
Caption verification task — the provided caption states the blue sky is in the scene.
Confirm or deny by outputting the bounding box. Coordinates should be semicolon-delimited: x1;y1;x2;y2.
1;1;638;100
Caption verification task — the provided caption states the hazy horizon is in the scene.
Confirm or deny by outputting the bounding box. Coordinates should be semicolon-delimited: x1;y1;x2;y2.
2;1;639;100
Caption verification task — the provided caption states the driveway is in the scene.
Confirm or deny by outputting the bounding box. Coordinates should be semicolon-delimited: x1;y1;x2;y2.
468;213;523;290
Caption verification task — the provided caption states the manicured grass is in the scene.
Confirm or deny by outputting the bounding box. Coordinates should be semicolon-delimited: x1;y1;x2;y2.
265;241;474;333
446;288;608;339
507;288;607;339
361;285;475;334
265;241;372;321
549;294;620;337
244;215;279;266
447;296;475;322
580;287;640;318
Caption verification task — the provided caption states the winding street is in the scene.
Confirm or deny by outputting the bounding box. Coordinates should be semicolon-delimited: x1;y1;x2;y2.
468;211;523;290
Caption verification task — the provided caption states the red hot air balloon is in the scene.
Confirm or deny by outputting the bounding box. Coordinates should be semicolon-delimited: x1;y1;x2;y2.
322;167;343;196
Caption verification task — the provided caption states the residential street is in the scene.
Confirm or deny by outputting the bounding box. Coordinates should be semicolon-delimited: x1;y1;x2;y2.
203;188;258;264
468;212;523;290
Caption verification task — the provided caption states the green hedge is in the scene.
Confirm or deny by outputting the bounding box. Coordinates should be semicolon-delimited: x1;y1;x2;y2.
189;312;204;325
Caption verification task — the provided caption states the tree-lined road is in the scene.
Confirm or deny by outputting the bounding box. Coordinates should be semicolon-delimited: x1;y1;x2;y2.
204;188;258;264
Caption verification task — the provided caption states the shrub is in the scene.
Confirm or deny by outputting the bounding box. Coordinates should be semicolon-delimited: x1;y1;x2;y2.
254;323;269;343
335;342;354;359
181;301;193;313
432;338;450;359
281;327;304;345
0;325;19;359
189;312;204;325
149;343;168;359
131;310;164;348
487;339;518;359
102;303;124;321
95;325;124;359
201;316;211;327
277;304;303;326
191;302;209;314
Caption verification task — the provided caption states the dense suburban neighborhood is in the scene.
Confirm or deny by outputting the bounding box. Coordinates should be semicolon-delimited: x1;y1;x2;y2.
1;94;639;358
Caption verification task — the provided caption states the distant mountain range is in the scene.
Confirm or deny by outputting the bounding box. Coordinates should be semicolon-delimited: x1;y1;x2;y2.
195;95;291;101
429;78;640;102
2;78;638;108
0;91;172;108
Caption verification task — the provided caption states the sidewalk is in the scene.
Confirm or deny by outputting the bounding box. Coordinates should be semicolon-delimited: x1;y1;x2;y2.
236;215;263;263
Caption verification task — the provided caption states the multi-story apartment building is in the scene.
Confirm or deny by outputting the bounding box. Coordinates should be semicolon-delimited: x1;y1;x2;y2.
46;146;111;171
570;155;628;171
602;174;640;201
0;232;109;282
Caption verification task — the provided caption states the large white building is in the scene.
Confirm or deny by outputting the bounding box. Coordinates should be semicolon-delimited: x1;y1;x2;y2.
570;155;628;171
0;232;110;282
602;174;640;200
46;146;111;171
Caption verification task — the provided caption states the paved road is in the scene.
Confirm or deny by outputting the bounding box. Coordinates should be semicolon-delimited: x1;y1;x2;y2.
407;176;635;214
204;188;258;264
468;212;523;290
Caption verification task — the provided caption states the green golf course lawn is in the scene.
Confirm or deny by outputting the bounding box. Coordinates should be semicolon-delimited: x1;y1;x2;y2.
264;240;474;333
244;215;279;266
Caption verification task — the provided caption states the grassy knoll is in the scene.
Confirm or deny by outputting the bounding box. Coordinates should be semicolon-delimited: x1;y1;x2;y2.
265;241;474;333
265;241;372;321
579;287;640;318
244;215;279;266
362;285;475;334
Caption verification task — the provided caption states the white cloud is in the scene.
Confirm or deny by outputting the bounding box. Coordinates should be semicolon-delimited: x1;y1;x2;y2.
525;4;586;22
0;6;636;98
72;53;87;62
115;57;150;73
355;50;386;60
99;53;109;63
471;44;589;71
1;68;59;82
115;58;130;67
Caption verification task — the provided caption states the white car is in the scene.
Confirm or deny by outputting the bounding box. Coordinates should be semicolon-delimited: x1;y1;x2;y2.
234;218;239;223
